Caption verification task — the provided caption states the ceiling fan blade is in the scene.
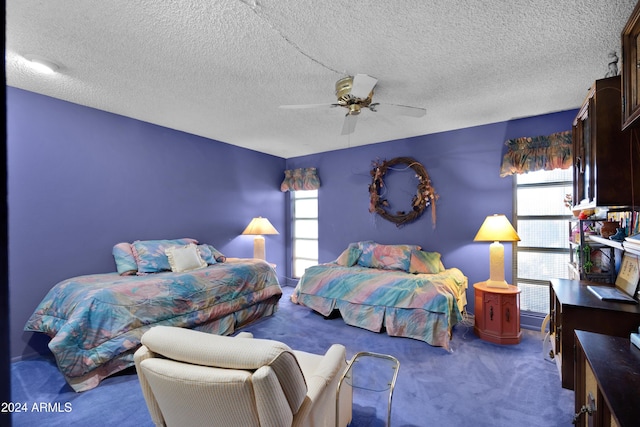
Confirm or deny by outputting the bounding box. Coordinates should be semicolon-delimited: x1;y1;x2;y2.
341;114;358;135
350;74;378;99
369;103;426;118
279;103;340;110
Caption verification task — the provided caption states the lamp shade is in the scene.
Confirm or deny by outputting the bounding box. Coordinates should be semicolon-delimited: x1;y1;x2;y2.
473;214;520;242
242;217;279;236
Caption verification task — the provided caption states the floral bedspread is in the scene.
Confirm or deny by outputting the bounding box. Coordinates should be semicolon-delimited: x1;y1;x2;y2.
25;259;282;389
292;264;467;349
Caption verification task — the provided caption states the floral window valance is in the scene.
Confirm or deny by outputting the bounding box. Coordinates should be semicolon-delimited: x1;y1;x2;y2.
499;130;572;177
280;167;321;192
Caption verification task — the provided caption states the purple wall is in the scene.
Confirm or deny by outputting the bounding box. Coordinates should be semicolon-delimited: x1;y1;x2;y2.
285;110;578;312
8;87;286;359
8;85;577;360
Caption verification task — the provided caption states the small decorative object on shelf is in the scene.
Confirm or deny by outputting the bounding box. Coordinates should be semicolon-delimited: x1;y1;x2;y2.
563;193;572;209
599;221;618;238
610;228;627;242
604;50;619;78
581;245;593;274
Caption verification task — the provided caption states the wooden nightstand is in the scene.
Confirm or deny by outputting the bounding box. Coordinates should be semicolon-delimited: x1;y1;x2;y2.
473;281;522;345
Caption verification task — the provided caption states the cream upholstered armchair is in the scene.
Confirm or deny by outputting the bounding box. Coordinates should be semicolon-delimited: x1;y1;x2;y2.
134;326;352;427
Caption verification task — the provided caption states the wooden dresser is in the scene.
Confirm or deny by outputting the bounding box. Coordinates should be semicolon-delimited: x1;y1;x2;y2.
549;279;640;390
574;330;640;427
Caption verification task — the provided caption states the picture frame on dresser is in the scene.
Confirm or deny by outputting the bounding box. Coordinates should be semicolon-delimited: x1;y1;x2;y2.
617;252;640;298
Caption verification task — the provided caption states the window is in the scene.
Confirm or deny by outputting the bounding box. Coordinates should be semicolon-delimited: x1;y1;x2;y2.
291;190;318;278
514;169;573;314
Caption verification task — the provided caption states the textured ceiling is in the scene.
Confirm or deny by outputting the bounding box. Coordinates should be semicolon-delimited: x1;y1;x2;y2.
6;1;638;158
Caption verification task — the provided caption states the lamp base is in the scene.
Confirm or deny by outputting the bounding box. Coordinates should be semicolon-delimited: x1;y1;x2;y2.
484;279;510;289
253;236;266;260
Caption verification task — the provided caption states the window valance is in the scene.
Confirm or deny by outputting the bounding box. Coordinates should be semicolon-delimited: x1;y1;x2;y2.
280;167;321;192
499;130;572;177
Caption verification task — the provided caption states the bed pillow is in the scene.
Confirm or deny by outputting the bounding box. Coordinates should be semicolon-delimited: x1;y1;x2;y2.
112;243;138;276
207;244;227;263
196;245;217;265
357;241;421;271
335;242;362;266
165;244;208;273
409;250;445;274
132;238;199;274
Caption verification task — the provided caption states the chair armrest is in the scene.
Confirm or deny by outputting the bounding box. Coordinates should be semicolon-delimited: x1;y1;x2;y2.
303;344;346;401
294;344;350;426
307;344;347;384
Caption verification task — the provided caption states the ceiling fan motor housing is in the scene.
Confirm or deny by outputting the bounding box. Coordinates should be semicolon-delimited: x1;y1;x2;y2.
335;76;372;114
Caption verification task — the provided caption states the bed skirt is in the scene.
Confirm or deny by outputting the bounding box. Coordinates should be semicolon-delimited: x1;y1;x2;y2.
64;295;280;392
294;293;456;350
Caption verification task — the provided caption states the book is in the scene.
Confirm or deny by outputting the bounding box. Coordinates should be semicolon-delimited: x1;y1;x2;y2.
625;234;640;248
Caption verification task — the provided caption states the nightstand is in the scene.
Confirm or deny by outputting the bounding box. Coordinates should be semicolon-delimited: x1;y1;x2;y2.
473;281;522;344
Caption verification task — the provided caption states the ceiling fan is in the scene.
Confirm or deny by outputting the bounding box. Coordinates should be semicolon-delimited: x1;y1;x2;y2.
279;74;427;135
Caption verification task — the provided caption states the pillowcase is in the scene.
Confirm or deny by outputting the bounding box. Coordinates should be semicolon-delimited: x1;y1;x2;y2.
112;242;138;275
357;241;421;271
409;250;445;274
132;238;199;274
197;245;216;265
207;244;227;263
165;244;208;273
335;242;362;267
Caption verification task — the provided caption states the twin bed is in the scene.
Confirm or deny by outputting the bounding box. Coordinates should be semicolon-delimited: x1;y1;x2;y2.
25;239;467;392
24;238;282;392
292;241;468;350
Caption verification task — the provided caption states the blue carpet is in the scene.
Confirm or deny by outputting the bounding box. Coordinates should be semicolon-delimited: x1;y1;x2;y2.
11;285;574;426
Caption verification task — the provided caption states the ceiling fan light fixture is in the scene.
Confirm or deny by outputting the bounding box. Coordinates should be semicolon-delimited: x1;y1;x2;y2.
348;104;362;115
335;76;353;99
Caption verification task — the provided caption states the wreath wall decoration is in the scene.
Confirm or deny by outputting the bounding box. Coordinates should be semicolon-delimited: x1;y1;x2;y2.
368;156;438;227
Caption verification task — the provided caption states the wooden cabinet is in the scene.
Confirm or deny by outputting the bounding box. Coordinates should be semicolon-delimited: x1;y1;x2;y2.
622;1;640;130
574;331;640;427
473;282;521;345
572;76;638;208
549;279;640;390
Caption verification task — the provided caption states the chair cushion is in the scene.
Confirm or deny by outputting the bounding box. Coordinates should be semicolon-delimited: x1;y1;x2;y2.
142;326;292;370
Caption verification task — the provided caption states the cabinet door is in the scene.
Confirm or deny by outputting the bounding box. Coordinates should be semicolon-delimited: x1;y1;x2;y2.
502;296;519;336
622;1;640;129
483;293;502;335
572;110;592;205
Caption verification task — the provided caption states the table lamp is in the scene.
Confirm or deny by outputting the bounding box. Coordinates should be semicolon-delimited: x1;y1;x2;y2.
242;217;279;260
473;214;520;288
